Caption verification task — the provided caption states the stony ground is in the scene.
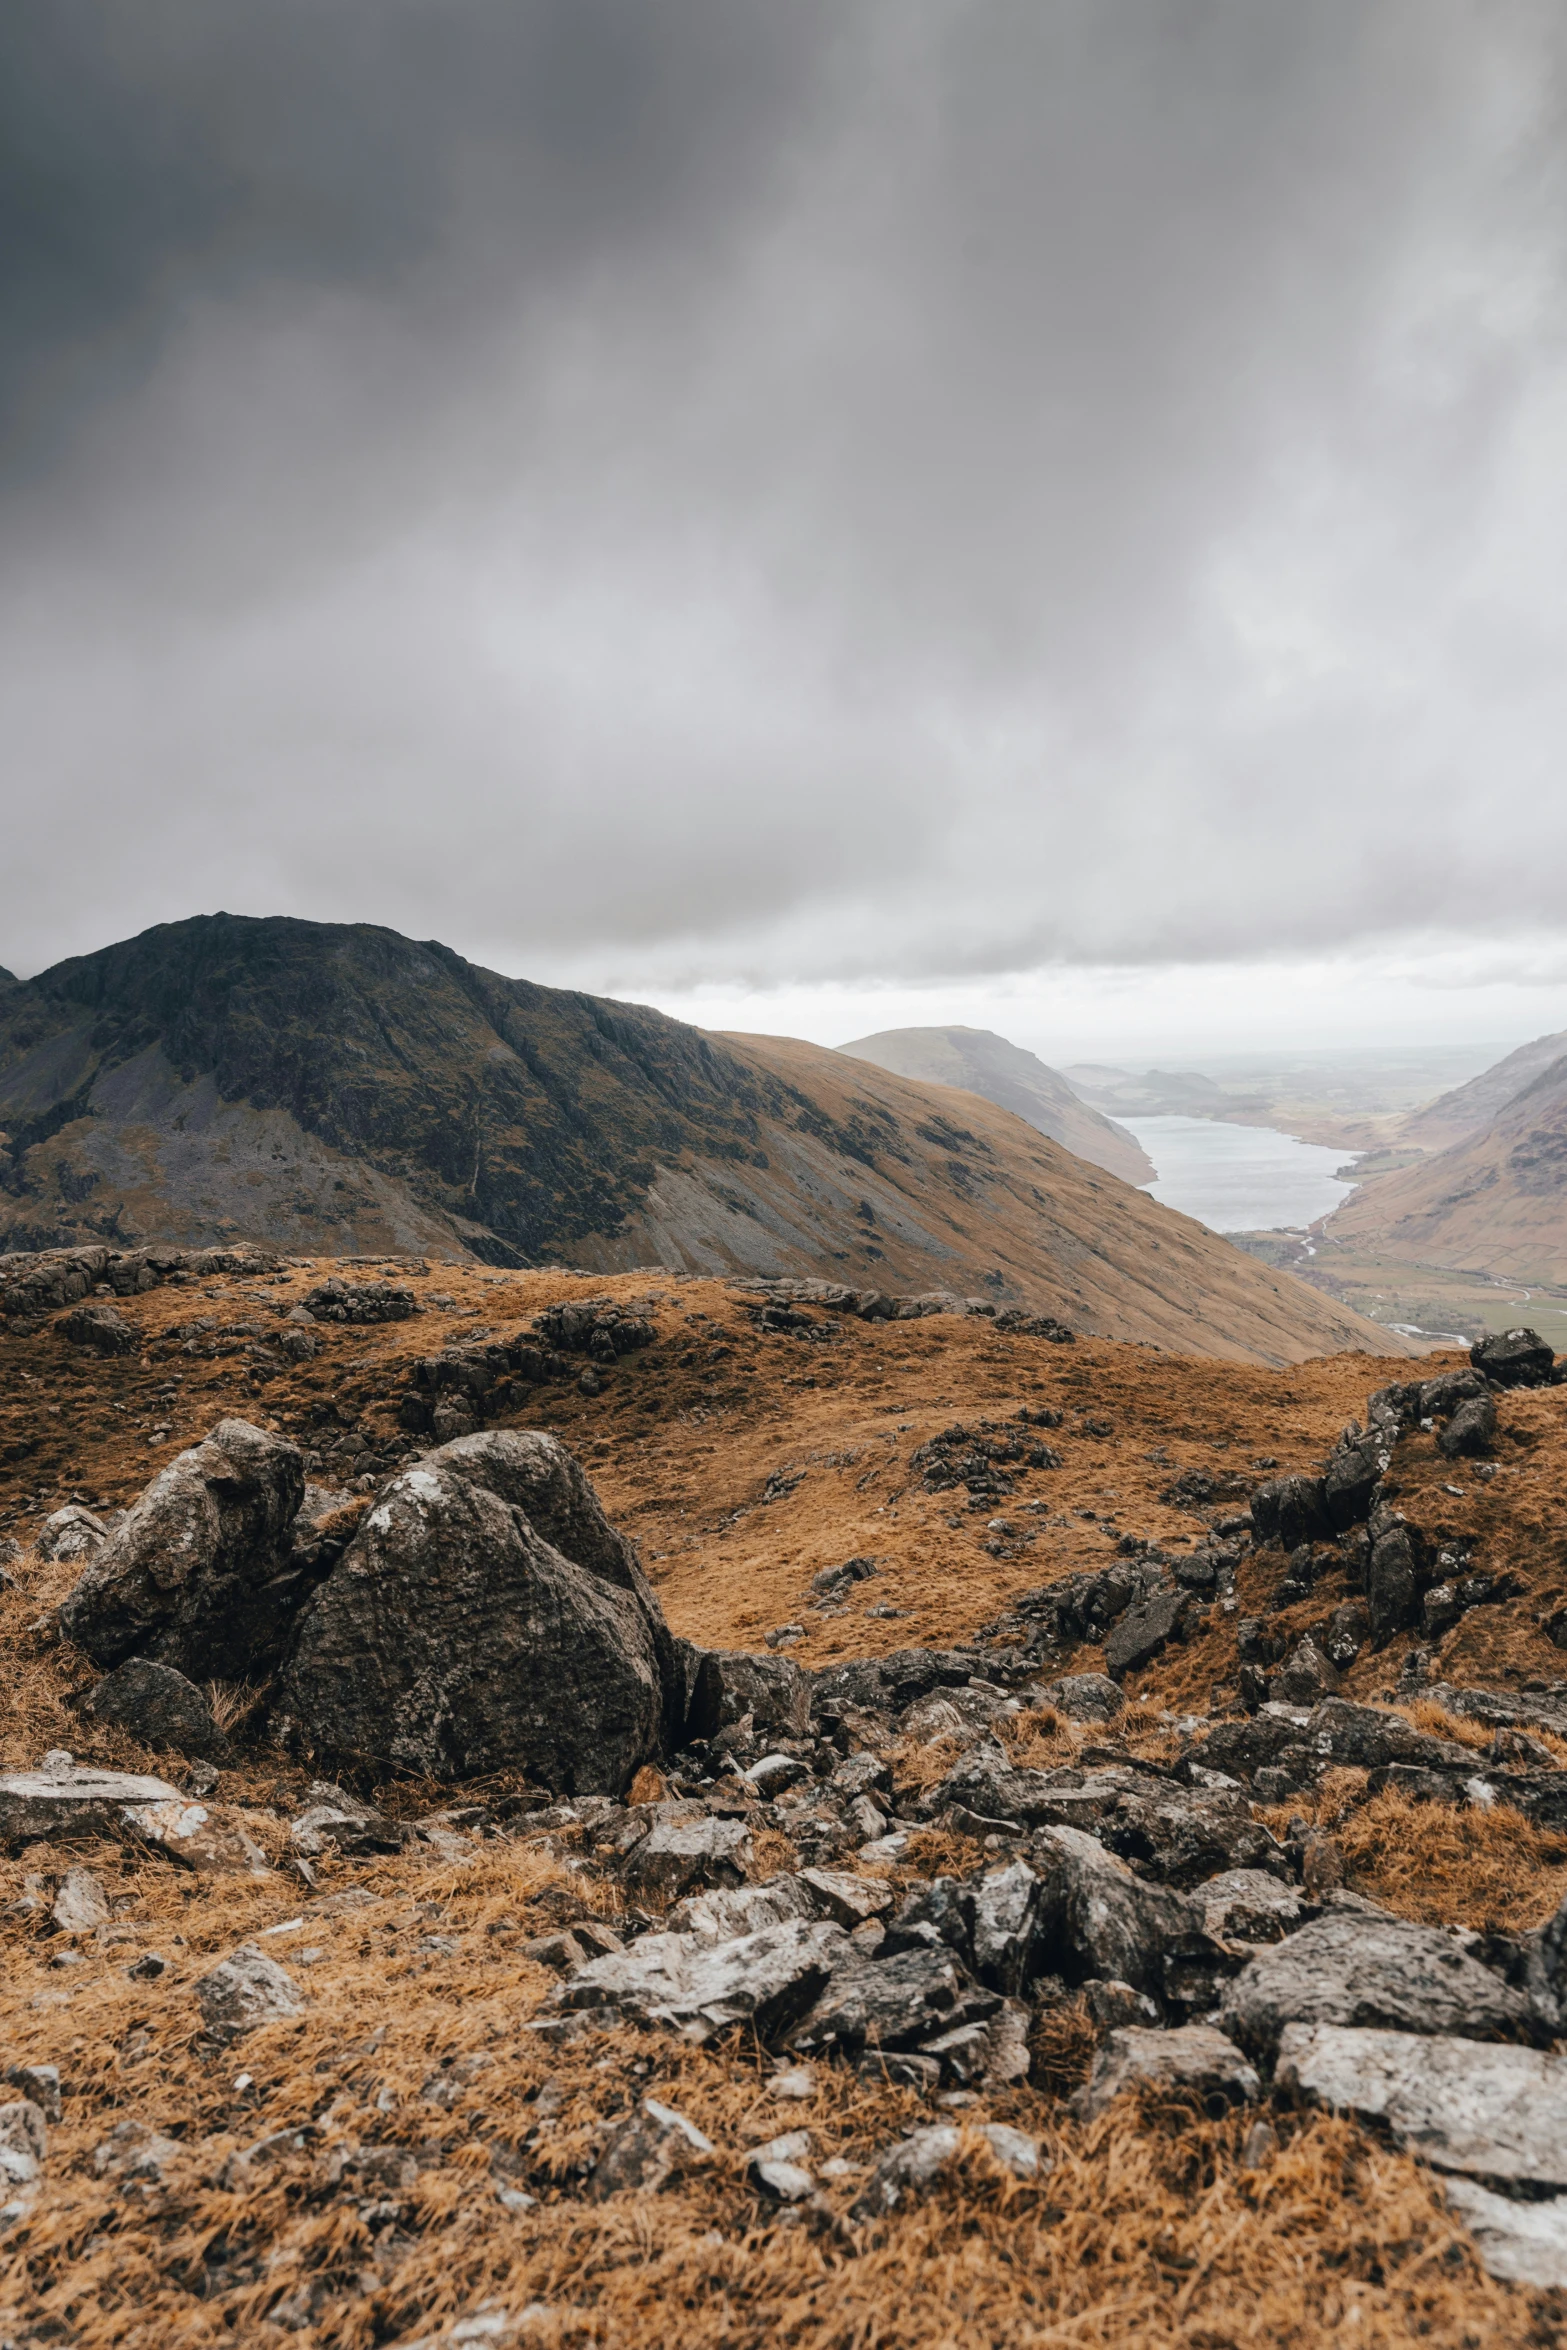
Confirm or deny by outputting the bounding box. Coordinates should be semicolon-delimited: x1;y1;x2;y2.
1;1254;1566;2346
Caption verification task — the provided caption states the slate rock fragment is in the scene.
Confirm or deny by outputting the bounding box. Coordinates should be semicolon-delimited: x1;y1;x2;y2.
1074;2024;1261;2121
1277;2024;1567;2189
556;1918;846;2043
1103;1589;1188;1681
193;1944;306;2040
1220;1912;1538;2061
587;2098;714;2198
82;1659;234;1762
850;2123;1043;2219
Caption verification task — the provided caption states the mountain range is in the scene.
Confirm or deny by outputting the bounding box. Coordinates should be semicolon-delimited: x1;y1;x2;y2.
837;1026;1153;1185
1326;1040;1567;1281
0;914;1400;1364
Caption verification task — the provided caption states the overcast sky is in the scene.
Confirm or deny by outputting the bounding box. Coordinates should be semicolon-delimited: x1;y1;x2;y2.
4;1;1567;1059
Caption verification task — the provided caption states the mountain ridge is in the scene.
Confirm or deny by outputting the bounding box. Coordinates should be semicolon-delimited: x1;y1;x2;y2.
838;1025;1153;1185
0;913;1408;1363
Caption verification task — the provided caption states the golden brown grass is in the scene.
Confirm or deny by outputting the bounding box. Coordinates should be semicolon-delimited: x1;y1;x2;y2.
3;1263;1567;2341
1260;1782;1567;1934
0;1823;1545;2350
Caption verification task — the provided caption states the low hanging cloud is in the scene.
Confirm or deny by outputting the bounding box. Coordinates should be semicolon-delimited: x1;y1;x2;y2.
1;0;1564;988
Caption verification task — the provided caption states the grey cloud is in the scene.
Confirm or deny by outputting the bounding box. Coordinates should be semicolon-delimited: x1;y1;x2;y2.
1;1;1565;986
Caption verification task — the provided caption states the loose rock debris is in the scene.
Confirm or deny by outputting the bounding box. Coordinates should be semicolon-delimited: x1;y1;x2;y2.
1;1257;1567;2342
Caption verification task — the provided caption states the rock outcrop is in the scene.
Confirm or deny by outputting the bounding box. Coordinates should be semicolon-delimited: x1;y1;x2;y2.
277;1431;677;1791
57;1420;305;1680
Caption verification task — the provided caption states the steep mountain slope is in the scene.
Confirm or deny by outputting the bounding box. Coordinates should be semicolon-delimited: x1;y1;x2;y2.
1326;1050;1567;1281
1397;1028;1567;1153
838;1025;1153;1184
0;914;1404;1362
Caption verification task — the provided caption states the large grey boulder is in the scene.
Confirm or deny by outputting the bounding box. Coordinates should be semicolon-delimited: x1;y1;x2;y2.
1220;1911;1537;2061
1277;2024;1567;2191
1470;1327;1554;1388
278;1431;677;1792
57;1420;305;1680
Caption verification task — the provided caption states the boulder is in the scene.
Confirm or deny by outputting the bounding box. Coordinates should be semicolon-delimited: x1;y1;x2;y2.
1251;1475;1329;1551
1470;1327;1554;1388
302;1278;419;1324
123;1798;270;1875
1031;1825;1230;2010
1074;2024;1261;2121
288;1783;405;1859
1305;1699;1472;1773
51;1867;108;1934
1322;1429;1388;1531
35;1506;107;1563
1277;2024;1567;2190
1041;1673;1124;1723
57;1303;136;1355
850;2123;1042;2220
1438;1393;1497;1459
1220;1912;1538;2061
57;1420;306;1680
556;1917;846;2043
1275;1636;1340;1708
797;1868;895;1931
81;1659;233;1762
1200;1869;1304;1946
278;1433;675;1792
703;1651;811;1742
193;1944;306;2039
1365;1523;1424;1643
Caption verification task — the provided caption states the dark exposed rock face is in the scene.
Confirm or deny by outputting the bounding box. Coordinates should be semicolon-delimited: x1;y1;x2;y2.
81;1659;233;1762
1471;1327;1555;1388
1322;1428;1388;1531
278;1431;674;1792
1250;1475;1329;1552
302;1279;419;1324
1438;1392;1497;1458
57;1303;137;1355
57;1420;306;1680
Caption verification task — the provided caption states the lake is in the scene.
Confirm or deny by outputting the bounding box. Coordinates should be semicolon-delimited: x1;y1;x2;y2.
1118;1114;1358;1233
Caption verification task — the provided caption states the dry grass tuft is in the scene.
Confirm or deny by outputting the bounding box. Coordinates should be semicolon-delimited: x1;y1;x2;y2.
206;1678;272;1738
1298;1785;1567;1933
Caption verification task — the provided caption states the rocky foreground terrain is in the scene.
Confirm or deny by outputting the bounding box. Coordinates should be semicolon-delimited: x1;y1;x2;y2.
0;1248;1566;2345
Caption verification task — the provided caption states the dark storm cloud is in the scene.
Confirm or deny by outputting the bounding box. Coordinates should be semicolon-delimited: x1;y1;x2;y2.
1;0;1565;988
